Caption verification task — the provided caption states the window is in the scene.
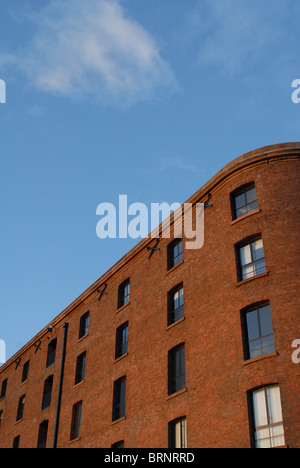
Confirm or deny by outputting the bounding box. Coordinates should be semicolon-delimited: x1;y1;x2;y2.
242;303;275;360
169;417;187;448
0;379;7;399
168;284;184;326
37;420;49;449
70;401;83;440
22;361;30;383
118;279;130;309
112;376;126;421
250;386;285;448
75;352;86;385
111;440;125;448
16;395;25;422
115;322;129;359
46;338;57;368
237;237;266;281
168;239;183;270
79;312;89;339
168;344;185;395
41;376;53;410
12;436;20;449
232;183;258;220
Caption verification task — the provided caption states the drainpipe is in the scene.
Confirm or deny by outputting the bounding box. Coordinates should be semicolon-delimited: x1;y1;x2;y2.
52;322;69;448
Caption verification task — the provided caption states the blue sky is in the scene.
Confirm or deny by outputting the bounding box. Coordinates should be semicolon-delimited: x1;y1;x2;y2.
0;0;299;362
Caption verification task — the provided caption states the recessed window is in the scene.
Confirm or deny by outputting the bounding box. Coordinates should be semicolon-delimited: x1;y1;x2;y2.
250;385;285;448
242;303;275;360
16;395;25;422
75;352;86;385
168;284;184;326
70;401;83;441
21;361;30;383
115;322;129;359
41;376;53;410
118;279;130;309
46;338;57;368
168;239;183;270
12;436;20;449
112;376;126;422
0;378;7;399
111;440;125;448
237;237;266;281
168;344;185;395
37;420;49;449
169;417;187;448
79;312;89;340
232;183;258;220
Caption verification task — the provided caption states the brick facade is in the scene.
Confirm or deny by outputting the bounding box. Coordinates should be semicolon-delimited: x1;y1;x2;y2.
0;143;299;448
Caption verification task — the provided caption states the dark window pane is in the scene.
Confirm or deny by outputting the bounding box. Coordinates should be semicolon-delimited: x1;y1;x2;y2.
259;305;273;337
168;285;184;325
246;310;260;341
111;440;125;448
168;239;183;270
118;280;130;308
0;379;8;399
46;339;57;368
13;436;20;449
22;361;30;383
70;401;82;440
42;376;53;410
113;377;126;421
245;304;275;360
169;345;185;395
115;323;129;359
75;352;86;385
79;312;89;339
16;395;25;421
37;420;49;449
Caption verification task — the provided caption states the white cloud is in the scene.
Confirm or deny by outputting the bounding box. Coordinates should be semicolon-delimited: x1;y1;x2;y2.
3;0;176;104
187;0;295;76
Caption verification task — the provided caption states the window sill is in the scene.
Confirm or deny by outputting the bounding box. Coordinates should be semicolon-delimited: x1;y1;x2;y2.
74;379;85;389
69;437;81;445
166;387;187;401
111;416;126;426
231;209;261;225
114;353;128;364
242;352;278;367
116;302;130;315
15;419;23;425
166;260;184;276
77;333;89;344
166;316;185;331
237;271;269;287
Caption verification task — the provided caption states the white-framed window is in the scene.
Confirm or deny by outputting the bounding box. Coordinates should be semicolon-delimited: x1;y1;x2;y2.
169;417;187;448
238;237;266;281
252;385;285;448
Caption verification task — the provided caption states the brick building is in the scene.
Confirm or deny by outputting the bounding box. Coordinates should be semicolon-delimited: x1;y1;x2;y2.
0;142;299;449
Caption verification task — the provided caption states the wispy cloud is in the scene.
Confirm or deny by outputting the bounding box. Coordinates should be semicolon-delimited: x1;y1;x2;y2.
1;0;176;104
183;0;299;77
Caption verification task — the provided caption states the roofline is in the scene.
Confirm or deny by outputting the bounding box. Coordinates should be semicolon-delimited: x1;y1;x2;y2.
1;142;300;373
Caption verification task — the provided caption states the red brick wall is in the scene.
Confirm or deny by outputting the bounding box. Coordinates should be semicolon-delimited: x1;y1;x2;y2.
0;145;299;448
